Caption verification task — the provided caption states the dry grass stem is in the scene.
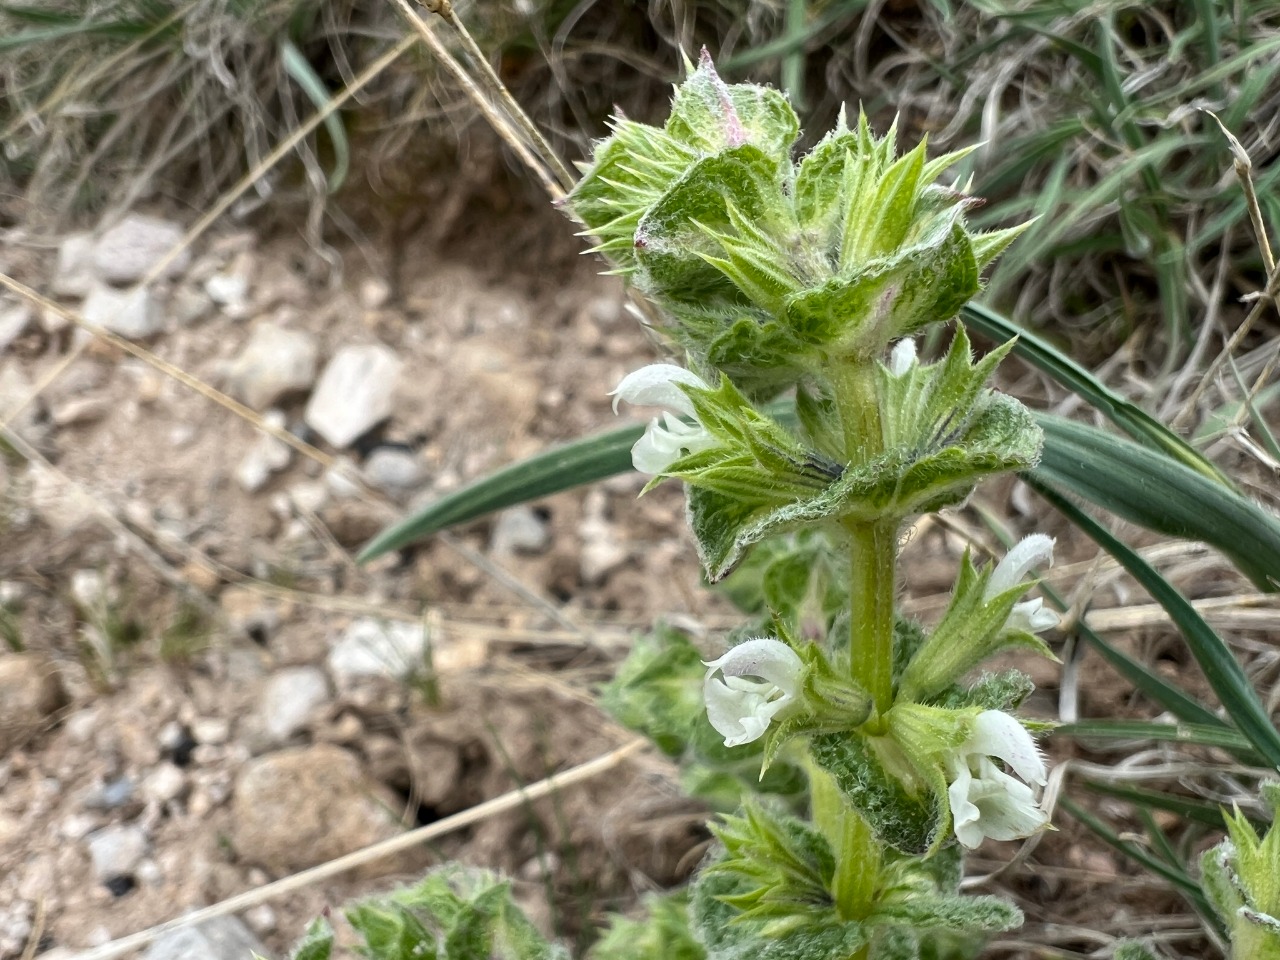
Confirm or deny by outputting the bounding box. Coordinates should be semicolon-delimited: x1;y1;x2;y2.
51;740;647;960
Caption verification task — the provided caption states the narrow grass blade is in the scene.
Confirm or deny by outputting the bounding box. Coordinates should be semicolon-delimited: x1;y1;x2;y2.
1031;479;1280;771
1080;781;1237;830
962;302;1229;485
1054;720;1255;759
1033;414;1280;592
355;425;639;562
1069;622;1225;729
1061;798;1221;929
281;39;349;193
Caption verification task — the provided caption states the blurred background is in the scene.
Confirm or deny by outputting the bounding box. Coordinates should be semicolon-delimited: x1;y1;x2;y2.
1;2;1279;958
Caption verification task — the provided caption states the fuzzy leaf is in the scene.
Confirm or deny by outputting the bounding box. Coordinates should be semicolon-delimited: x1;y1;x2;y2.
635;145;787;306
285;920;334;960
666;50;800;160
590;893;706;960
870;893;1022;932
809;733;942;855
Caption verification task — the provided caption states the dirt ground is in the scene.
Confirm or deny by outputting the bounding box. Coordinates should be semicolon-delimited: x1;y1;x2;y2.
0;182;1229;959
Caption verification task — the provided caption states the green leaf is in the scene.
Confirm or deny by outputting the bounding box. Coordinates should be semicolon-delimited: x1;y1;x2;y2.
1077;779;1245;829
809;732;941;855
285;919;334;960
590;892;706;960
280;39;348;194
961;301;1229;486
635;145;787;306
1054;719;1257;759
1032;414;1280;592
355;424;634;562
869;892;1021;932
665;50;800;160
346;902;438;960
1030;479;1280;771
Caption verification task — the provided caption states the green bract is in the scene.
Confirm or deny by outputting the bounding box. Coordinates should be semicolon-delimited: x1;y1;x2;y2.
569;51;1026;394
1202;797;1280;960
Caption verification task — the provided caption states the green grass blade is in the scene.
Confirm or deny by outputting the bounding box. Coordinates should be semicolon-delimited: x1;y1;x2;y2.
1061;798;1210;907
1081;781;1235;830
1069;623;1226;729
1032;414;1280;592
280;38;349;194
961;302;1229;486
355;424;639;563
1030;478;1280;771
1054;720;1255;758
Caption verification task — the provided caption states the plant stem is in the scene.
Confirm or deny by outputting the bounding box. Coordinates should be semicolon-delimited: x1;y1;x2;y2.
833;361;881;467
846;518;897;719
809;761;878;927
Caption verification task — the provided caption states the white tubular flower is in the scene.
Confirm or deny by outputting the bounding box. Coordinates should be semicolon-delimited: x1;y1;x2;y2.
702;638;805;747
947;710;1049;849
610;364;717;475
889;338;918;376
985;534;1059;634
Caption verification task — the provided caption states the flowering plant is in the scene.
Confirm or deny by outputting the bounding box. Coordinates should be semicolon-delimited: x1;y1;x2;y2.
574;52;1057;960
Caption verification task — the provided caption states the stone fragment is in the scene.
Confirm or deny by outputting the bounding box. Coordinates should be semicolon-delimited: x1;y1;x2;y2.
259;666;330;744
235;410;293;493
224;324;318;411
229;744;406;874
491;505;550;556
204;251;253;316
0;302;33;353
86;824;147;882
141;917;268;960
141;763;188;805
0;653;67;754
358;276;391;310
91;214;188;284
304;343;402;448
362;446;426;495
82;281;165;339
52;232;96;297
327;618;428;683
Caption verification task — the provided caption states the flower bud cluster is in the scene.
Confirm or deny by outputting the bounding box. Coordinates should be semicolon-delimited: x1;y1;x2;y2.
571;50;1025;394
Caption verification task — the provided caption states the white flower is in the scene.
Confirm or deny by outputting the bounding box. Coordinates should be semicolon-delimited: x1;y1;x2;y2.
985;534;1059;634
947;710;1049;849
889;338;918;376
702;638;804;747
610;364;717;475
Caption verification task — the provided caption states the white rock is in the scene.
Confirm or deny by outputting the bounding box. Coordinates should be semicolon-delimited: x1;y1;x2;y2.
305;343;402;448
28;462;98;534
52;233;96;298
235;410;293;493
141;917;267;960
82;281;165;339
86;824;147;881
491;505;550;556
358;276;391;310
243;904;277;937
260;667;330;744
70;568;111;609
204;252;253;314
328;618;429;682
191;717;230;746
0;302;33;352
91;214;188;284
142;763;188;804
362;447;426;494
224;323;318;410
